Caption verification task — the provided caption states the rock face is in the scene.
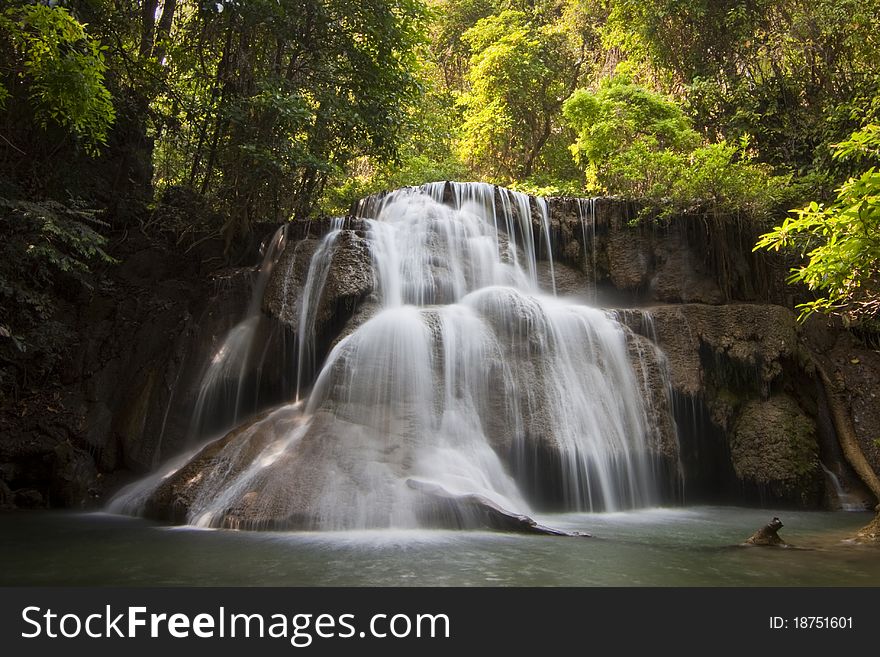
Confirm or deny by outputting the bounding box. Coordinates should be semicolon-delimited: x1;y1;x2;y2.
618;304;800;399
0;224;276;508
624;331;679;462
263;228;373;338
542;197;785;307
614;303;837;506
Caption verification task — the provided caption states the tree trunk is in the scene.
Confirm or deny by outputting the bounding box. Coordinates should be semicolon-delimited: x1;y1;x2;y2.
816;360;880;502
139;0;160;59
152;0;179;63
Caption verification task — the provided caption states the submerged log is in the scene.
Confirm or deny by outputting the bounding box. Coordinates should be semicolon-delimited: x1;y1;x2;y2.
406;479;590;537
744;517;787;546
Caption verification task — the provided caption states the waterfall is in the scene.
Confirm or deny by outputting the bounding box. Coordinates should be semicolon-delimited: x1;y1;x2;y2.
294;219;345;399
575;198;598;300
188;225;288;438
820;462;865;512
111;183;677;530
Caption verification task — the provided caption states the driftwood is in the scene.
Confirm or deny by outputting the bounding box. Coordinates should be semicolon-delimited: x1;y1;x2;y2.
744;517;787;546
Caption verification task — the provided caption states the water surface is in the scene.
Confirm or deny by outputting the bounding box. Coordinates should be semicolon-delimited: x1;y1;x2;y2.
1;507;876;586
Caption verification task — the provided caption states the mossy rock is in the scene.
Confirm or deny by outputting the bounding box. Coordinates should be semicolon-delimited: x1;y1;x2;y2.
730;395;821;504
854;513;880;544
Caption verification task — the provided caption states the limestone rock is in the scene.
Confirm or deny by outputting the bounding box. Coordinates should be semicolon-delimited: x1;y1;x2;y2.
730;395;821;502
650;230;724;304
853;512;880;544
620;304;800;398
607;230;651;291
625;331;679;460
262;238;320;328
263;230;373;338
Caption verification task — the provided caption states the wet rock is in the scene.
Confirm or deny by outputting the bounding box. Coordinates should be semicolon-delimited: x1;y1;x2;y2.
14;488;44;508
0;479;13;509
50;442;99;508
263;230;373;339
619;304;799;398
535;261;590;298
730;395;821;503
745;517;787;546
406;479;589;536
624;331;679;461
853;512;880;544
142;406;299;525
262;238;320;327
650;230;725;304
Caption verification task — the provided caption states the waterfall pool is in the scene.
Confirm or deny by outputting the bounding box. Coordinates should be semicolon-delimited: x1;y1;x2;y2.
2;507;876;586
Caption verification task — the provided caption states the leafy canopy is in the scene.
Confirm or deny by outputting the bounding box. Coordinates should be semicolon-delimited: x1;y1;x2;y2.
0;4;115;154
755;125;880;324
562;76;785;218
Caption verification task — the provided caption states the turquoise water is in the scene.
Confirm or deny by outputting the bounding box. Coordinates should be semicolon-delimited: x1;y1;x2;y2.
0;507;876;586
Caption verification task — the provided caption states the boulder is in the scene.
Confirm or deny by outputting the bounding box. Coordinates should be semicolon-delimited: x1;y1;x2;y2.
730;395;821;503
263;229;373;338
406;479;589;536
853;512;880;544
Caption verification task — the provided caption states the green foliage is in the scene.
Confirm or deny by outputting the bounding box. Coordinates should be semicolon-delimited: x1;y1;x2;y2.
148;0;427;239
0;196;114;395
456;9;585;182
605;0;880;182
563;76;699;171
755;125;880;324
563;77;786;218
0;3;115;154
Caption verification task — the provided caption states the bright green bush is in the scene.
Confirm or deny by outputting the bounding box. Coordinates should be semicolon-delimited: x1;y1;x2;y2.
563;77;788;218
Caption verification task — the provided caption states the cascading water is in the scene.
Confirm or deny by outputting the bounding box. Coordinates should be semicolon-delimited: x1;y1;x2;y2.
188;225;289;438
820;462;865;512
575;197;598;300
111;182;677;531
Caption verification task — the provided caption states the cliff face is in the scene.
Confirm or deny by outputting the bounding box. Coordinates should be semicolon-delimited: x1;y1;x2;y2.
544;197;877;512
538;196;877;510
1;190;878;522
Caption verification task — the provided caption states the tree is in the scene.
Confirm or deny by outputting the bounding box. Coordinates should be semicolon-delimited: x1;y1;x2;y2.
457;9;586;182
605;0;880;183
755;124;880;324
562;76;783;218
0;3;115;159
146;0;426;241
